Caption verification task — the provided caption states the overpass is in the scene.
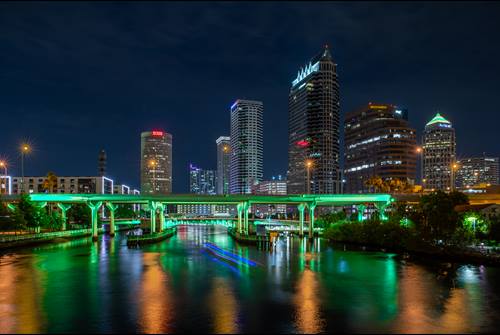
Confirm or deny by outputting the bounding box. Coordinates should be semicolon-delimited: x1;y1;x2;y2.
393;193;500;205
3;193;393;240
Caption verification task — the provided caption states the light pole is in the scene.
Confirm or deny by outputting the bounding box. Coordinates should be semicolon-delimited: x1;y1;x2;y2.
0;161;6;195
305;159;313;194
149;160;157;194
20;144;30;194
451;161;459;192
416;146;423;188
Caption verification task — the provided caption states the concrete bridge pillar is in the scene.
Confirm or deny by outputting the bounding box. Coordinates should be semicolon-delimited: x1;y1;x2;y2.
243;202;250;235
298;203;306;237
308;202;317;240
34;202;48;233
105;202;117;236
148;201;159;234
157;202;165;232
357;204;367;222
87;201;103;241
57;203;72;231
237;203;244;234
375;202;390;221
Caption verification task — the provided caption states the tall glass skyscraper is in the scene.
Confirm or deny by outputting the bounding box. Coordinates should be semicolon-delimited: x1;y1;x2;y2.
216;136;231;194
229;99;263;194
423;113;456;191
287;45;341;194
140;130;172;194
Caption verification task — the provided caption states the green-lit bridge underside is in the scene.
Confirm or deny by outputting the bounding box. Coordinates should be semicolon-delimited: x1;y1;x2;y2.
4;193;394;241
17;193;393;206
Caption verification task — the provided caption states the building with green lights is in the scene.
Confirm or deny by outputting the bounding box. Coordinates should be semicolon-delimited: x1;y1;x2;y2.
344;103;417;193
287;45;341;194
423;113;456;190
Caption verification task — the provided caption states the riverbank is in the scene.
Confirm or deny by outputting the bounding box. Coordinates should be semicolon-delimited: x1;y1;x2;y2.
328;239;500;267
0;228;105;250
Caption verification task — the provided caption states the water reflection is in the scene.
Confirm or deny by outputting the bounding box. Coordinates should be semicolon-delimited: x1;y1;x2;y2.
0;254;46;333
0;227;499;333
138;252;174;333
294;267;325;333
208;277;239;334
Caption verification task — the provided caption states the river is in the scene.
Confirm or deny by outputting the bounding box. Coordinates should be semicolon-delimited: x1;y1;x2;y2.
1;225;499;333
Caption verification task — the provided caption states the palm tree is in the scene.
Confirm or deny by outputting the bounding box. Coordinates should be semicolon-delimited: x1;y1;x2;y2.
42;171;58;194
364;176;384;192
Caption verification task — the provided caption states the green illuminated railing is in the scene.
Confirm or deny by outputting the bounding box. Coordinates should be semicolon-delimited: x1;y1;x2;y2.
0;228;104;243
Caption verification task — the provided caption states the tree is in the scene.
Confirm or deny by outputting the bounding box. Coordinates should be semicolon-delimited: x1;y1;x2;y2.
115;204;137;219
0;199;18;231
42;171;58;194
15;194;51;232
67;203;91;228
417;190;469;243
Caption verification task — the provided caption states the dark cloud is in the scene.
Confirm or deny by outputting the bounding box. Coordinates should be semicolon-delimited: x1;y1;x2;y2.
0;1;499;191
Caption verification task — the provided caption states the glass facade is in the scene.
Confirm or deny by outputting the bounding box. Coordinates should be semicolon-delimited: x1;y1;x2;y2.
287;46;341;194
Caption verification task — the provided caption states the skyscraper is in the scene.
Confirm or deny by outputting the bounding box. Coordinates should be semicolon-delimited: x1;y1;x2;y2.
229;99;264;194
189;163;216;195
423;113;456;191
98;149;106;177
140;130;172;194
287;45;341;194
456;155;499;188
344;103;417;193
216;136;231;194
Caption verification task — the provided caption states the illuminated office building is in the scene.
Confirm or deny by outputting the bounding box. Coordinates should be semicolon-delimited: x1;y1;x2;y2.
423;113;456;190
216;136;231;195
229;99;264;194
140;130;172;194
287;45;341;194
457;155;499;188
344;103;417;193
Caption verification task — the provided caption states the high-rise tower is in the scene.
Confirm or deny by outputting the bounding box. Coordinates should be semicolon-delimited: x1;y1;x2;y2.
229;99;264;194
216;136;231;194
423;113;456;190
140;130;172;194
344;103;417;193
287;45;341;194
98;149;106;177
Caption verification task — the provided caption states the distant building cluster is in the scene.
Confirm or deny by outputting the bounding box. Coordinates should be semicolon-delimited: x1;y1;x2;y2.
1;45;498;208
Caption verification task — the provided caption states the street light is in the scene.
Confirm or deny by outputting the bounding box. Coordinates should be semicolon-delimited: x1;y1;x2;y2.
20;143;30;194
0;161;6;195
305;159;313;194
149;159;157;194
450;161;459;192
416;146;424;188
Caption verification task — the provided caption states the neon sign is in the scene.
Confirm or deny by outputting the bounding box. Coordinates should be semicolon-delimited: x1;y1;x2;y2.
296;140;310;147
152;131;164;136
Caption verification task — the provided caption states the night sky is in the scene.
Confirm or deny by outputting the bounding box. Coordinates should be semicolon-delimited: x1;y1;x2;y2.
1;1;499;193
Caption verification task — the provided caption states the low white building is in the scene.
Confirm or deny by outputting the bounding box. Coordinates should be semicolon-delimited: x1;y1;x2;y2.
11;176;115;194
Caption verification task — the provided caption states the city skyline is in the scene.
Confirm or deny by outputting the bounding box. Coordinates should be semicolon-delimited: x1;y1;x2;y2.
1;2;499;193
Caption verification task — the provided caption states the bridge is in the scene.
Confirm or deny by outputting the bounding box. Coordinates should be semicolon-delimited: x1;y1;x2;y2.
2;193;393;240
